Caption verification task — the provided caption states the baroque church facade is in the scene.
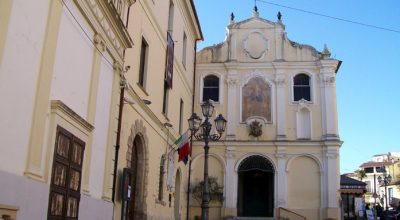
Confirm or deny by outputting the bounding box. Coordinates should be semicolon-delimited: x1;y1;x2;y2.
189;9;342;220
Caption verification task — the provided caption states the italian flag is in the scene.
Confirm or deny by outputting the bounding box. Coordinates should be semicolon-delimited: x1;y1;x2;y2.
175;130;190;164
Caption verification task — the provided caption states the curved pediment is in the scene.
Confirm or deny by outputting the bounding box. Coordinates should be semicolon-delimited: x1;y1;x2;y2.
197;14;335;64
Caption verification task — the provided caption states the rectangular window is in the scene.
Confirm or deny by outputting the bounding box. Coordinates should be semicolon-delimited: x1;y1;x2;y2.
138;37;149;88
179;99;184;134
182;33;187;68
48;126;85;220
388;188;393;203
162;81;169;115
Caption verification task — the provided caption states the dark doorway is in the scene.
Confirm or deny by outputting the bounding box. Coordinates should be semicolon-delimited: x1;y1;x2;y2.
237;156;274;217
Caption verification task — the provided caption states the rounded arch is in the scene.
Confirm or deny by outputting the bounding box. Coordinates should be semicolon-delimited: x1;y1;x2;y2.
199;72;224;104
238;155;275;173
285;154;323;172
126;120;149;219
191;152;226;172
234;153;276;172
290;70;316;103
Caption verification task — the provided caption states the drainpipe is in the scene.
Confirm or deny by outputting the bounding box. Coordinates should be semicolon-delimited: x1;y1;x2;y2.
113;70;125;203
187;39;200;220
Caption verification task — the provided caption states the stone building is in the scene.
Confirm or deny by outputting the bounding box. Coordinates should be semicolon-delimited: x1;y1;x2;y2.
0;0;133;219
190;8;342;220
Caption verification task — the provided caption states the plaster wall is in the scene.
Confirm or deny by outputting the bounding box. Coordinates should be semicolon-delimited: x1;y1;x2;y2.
50;3;94;119
0;0;50;175
88;52;114;198
79;194;113;220
0;170;49;220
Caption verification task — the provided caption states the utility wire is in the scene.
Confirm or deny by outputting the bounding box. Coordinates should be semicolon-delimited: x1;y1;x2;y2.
61;0;115;68
256;0;400;34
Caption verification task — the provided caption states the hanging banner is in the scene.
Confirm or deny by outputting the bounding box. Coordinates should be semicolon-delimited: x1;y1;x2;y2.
166;150;175;191
165;32;174;88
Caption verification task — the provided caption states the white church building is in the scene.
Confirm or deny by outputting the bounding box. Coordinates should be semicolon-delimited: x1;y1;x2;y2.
189;8;342;220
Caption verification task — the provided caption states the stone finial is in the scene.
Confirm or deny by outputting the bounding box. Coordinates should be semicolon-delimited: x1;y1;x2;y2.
322;44;331;59
277;11;282;21
230;12;235;24
253;5;259;17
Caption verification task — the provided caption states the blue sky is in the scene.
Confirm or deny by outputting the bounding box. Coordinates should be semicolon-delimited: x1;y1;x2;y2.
193;0;400;173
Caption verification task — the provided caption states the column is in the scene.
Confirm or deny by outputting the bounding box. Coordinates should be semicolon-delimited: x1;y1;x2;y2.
226;71;238;140
324;144;340;219
275;71;287;140
224;147;237;216
25;0;63;180
276;146;288;207
319;60;340;140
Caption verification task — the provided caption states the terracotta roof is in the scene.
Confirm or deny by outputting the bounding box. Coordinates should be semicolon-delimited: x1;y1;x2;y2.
359;161;392;168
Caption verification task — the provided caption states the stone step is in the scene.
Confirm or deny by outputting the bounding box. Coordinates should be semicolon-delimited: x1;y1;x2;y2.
233;217;275;220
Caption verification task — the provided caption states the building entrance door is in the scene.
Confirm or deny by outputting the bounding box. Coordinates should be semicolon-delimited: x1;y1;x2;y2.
237;155;274;217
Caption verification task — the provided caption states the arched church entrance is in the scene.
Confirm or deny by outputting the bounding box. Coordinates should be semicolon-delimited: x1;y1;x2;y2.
237;155;274;217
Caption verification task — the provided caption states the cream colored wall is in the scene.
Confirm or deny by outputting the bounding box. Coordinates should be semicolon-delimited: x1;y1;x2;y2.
195;66;325;141
192;14;341;220
89;52;115;198
288;156;321;220
0;0;51;175
116;0;201;219
50;3;93;119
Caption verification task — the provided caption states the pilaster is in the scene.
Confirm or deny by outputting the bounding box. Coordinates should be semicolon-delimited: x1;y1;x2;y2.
0;0;13;64
275;146;288;207
224;147;237;216
25;0;63;181
319;60;340;140
274;23;284;61
228;29;237;61
323;143;340;219
275;71;287;140
226;71;239;140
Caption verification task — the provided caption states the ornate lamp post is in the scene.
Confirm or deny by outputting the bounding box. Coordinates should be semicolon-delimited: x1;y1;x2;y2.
188;100;227;220
378;168;392;210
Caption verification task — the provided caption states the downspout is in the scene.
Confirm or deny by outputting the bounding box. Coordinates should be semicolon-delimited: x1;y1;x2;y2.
113;63;125;203
186;39;200;220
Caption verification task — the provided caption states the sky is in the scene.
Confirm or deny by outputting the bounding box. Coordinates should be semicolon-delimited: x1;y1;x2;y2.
193;0;400;174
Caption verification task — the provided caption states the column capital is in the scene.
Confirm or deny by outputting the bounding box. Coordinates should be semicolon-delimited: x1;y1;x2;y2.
94;33;106;52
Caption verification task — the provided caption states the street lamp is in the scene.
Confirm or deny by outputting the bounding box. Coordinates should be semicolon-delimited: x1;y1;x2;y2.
377;168;392;210
188;99;227;220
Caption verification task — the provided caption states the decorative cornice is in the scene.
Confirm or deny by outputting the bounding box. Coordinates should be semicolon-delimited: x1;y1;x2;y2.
51;100;94;132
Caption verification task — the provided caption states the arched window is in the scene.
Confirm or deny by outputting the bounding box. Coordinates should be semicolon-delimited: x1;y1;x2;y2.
202;75;219;102
293;74;311;101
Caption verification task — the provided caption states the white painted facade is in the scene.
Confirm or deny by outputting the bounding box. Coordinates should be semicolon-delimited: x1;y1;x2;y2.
0;0;133;219
190;11;342;220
